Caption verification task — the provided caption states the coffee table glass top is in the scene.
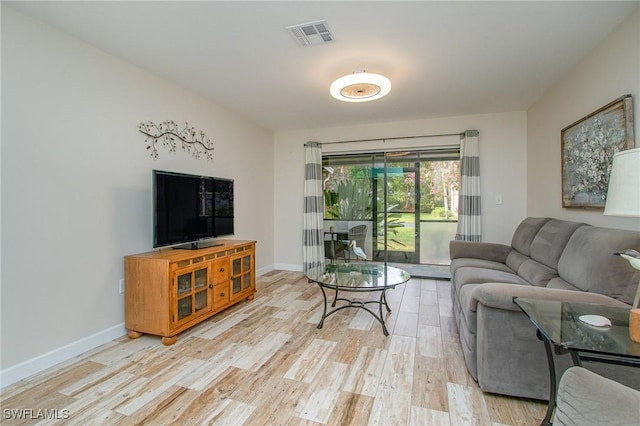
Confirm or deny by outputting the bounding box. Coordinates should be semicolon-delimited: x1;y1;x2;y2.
305;263;410;290
514;298;640;358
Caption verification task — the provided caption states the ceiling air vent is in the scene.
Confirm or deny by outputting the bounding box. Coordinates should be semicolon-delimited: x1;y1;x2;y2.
286;20;334;47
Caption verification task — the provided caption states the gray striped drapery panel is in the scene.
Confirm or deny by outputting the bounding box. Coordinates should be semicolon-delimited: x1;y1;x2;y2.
455;130;482;241
303;142;325;272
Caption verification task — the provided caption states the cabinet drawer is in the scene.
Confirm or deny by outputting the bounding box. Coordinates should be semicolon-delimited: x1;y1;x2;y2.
212;258;229;284
213;283;230;309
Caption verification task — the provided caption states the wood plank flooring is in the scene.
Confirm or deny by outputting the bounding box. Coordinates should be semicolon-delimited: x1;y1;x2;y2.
1;271;546;425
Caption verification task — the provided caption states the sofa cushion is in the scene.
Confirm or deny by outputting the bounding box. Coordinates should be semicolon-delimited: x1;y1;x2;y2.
556;226;640;305
452;267;528;297
505;250;528;272
546;277;581;292
529;219;585;270
510;217;551;256
450;258;513;280
517;259;558;287
507;249;561;287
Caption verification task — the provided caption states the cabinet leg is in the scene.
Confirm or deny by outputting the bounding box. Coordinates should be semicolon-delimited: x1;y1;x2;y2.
246;293;255;301
127;330;143;340
162;336;177;346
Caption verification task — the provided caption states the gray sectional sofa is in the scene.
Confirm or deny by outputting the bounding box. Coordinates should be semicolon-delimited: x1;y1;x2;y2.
449;217;640;400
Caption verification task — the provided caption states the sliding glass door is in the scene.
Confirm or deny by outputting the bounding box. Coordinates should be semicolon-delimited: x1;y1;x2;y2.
323;148;459;266
373;153;420;263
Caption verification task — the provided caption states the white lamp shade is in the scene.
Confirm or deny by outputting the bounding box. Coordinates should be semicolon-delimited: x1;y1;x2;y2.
604;148;640;217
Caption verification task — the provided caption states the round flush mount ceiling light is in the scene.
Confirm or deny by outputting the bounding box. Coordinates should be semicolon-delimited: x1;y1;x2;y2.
330;71;391;102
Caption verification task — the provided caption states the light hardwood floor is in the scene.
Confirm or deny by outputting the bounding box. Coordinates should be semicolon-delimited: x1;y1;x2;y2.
1;271;546;425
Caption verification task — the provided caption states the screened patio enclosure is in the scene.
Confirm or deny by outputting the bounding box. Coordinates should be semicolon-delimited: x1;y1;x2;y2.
322;149;459;266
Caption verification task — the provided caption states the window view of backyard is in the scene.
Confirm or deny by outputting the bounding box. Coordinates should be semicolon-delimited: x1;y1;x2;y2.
323;151;459;265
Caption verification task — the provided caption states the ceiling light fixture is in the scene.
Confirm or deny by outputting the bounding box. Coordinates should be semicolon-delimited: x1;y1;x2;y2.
330;71;391;102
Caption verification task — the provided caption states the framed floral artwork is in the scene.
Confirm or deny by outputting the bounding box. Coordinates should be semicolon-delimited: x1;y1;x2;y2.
561;94;634;209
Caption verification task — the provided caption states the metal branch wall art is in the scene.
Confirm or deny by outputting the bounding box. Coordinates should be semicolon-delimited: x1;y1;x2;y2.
138;120;215;160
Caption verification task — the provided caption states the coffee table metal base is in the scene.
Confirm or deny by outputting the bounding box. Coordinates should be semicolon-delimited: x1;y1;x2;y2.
537;330;557;426
316;283;392;335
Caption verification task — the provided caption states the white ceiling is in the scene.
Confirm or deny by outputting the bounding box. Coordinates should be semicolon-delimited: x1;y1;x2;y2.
7;1;639;132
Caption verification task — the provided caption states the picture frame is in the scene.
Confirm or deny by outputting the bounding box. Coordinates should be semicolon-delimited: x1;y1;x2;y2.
561;94;634;209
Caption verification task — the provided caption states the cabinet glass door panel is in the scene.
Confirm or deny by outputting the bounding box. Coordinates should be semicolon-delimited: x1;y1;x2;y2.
177;273;192;294
242;272;251;290
229;250;254;299
232;277;242;294
173;264;212;325
194;268;207;288
177;297;192;320
194;290;207;311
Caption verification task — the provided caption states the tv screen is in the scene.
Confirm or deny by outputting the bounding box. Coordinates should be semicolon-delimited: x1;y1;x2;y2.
153;170;234;248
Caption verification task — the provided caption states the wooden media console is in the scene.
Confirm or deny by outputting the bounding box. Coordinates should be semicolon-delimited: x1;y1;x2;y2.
124;240;256;345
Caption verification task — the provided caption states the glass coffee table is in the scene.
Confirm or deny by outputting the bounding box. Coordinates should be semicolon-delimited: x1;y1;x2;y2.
514;297;640;426
305;263;411;336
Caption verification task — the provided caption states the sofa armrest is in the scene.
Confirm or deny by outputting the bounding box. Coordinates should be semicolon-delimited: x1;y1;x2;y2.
555;367;640;426
449;240;512;263
466;283;631;313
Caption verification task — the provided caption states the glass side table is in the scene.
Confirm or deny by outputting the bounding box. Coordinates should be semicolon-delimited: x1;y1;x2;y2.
514;297;640;426
305;263;410;336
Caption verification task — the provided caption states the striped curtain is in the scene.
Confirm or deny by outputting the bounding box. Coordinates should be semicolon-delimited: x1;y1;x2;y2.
455;130;481;241
303;142;325;272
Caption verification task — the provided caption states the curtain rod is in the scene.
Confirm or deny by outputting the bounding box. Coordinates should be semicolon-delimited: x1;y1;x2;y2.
320;131;466;145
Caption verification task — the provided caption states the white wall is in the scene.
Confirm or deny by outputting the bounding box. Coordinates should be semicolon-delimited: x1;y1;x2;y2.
527;9;640;231
0;6;274;385
274;111;527;269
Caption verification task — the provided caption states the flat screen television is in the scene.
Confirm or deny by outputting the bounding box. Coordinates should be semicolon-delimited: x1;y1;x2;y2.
153;170;234;249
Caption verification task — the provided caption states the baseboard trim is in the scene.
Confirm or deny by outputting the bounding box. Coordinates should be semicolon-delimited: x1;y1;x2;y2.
256;264;275;276
273;263;303;272
0;323;127;389
1;264;300;390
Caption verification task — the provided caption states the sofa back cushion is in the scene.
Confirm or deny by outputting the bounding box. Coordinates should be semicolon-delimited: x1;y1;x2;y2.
510;217;552;256
505;250;529;272
529;219;586;270
509;218;584;287
553;226;640;305
517;260;559;287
